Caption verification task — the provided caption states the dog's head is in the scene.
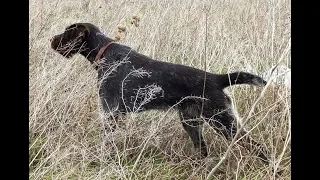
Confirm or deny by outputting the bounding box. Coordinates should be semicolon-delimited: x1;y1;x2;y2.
50;23;101;58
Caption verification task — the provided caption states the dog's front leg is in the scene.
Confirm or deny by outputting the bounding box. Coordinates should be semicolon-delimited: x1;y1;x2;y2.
103;110;123;132
99;90;124;132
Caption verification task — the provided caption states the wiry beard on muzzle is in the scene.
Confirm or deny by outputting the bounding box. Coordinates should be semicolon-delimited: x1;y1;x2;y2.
56;35;87;58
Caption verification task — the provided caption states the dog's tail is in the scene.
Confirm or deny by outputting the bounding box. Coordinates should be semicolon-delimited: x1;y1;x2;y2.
216;72;267;89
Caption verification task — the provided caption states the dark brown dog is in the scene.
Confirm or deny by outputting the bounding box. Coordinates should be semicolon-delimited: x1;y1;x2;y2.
51;23;269;163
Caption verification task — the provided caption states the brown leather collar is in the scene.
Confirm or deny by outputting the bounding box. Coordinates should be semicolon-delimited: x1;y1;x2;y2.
92;41;115;68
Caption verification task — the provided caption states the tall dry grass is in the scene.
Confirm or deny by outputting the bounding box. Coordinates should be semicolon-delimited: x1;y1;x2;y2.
29;0;291;179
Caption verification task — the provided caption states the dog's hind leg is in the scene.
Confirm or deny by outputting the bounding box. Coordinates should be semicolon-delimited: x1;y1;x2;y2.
205;107;269;163
178;103;208;158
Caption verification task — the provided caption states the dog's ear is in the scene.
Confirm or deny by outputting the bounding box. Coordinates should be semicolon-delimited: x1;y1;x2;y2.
64;23;90;41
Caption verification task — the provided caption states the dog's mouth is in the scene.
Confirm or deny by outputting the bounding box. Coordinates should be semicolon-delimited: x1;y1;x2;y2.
50;36;58;50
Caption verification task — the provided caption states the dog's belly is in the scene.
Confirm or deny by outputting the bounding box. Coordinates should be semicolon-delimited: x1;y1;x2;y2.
120;90;173;112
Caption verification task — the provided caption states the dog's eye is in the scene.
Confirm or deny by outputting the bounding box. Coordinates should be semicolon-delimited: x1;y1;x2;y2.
63;41;73;47
65;26;77;32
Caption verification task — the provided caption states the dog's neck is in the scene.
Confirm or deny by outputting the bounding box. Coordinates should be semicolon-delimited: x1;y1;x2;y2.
80;32;115;63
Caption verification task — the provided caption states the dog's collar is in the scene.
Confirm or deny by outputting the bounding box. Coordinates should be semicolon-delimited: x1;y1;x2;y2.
92;41;115;68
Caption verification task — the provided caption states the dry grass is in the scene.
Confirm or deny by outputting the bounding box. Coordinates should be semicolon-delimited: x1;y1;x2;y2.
29;0;291;179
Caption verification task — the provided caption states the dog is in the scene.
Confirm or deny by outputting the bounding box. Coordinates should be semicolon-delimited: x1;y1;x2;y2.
51;23;269;163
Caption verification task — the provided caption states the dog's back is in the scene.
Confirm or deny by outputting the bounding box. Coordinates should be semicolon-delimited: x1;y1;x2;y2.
99;48;266;111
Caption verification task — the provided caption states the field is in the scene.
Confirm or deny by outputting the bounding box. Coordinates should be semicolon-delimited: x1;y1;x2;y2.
29;0;291;179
